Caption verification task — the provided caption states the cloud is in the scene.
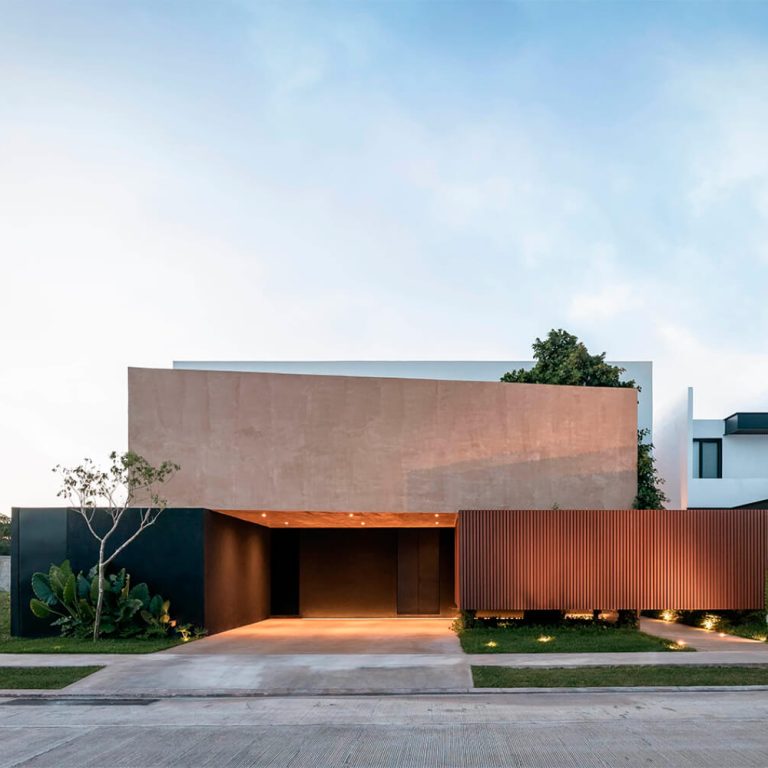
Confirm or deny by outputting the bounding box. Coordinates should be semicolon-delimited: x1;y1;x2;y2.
569;282;644;322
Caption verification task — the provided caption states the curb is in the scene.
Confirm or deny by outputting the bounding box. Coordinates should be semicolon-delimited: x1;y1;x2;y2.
4;685;768;700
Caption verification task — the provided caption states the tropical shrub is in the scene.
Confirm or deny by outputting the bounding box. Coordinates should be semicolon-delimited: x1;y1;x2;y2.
30;560;174;639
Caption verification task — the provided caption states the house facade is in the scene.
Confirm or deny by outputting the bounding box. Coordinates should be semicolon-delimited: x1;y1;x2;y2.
10;364;768;636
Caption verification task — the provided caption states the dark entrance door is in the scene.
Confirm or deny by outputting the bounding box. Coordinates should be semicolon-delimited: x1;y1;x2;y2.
270;529;300;616
397;529;440;614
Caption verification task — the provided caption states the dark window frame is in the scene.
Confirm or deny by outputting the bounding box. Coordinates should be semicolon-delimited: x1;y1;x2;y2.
693;438;722;479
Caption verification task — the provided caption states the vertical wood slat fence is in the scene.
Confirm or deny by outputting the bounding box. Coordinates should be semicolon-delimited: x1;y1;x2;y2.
457;509;768;611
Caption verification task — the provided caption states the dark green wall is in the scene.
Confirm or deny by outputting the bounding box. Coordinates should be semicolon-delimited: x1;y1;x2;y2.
11;508;206;637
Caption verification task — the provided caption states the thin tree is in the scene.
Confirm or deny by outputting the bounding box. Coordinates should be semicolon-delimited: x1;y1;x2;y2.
53;451;180;641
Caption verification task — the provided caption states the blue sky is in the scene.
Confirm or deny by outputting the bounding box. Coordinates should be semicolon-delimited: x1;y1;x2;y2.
2;1;768;507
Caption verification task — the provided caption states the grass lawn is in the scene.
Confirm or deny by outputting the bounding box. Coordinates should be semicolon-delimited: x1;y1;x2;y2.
0;665;103;689
473;664;768;688
460;625;688;654
719;623;768;642
0;592;183;654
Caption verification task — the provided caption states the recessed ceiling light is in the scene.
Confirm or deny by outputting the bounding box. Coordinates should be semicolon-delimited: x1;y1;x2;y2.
261;513;267;518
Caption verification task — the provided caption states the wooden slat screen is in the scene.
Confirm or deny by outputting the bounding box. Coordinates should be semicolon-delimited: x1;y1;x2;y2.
457;509;767;610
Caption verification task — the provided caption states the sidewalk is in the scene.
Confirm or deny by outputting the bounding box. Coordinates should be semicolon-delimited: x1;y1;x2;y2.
2;618;768;697
639;617;768;652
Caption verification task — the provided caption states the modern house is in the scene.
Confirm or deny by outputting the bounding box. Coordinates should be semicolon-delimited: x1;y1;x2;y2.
656;387;768;510
10;364;768;636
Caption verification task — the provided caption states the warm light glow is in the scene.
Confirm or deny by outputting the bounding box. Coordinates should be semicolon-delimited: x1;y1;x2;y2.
261;513;267;518
284;521;289;525
719;633;726;637
537;635;554;643
361;521;366;526
434;514;439;517
660;610;676;623
701;614;720;632
485;641;498;648
757;636;768;643
434;521;439;525
348;513;354;518
676;640;686;647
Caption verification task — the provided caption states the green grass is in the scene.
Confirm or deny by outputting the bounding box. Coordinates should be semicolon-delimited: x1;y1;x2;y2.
473;664;768;688
0;592;183;654
460;624;688;654
719;623;768;642
0;665;103;689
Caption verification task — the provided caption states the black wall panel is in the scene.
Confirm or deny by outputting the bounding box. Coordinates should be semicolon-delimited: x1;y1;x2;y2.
11;508;206;636
205;512;270;633
11;508;68;637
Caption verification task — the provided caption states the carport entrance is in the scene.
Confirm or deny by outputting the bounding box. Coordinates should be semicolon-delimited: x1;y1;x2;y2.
270;527;455;618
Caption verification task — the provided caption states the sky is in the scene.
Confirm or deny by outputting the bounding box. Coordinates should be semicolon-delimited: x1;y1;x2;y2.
1;0;768;511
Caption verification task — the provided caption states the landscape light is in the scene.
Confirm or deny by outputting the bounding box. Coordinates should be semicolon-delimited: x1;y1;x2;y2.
486;641;498;648
701;614;720;631
537;635;554;643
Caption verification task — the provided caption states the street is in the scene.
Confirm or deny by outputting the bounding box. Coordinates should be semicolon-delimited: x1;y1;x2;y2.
1;690;767;767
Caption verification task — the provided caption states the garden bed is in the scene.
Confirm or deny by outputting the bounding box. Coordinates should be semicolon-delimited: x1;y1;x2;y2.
460;624;688;654
0;592;184;654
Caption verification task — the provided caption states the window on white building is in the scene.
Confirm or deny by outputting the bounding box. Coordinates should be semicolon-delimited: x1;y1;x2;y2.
693;439;722;479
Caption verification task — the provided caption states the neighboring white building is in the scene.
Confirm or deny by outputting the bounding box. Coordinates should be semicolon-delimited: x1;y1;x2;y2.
173;360;653;436
657;388;768;509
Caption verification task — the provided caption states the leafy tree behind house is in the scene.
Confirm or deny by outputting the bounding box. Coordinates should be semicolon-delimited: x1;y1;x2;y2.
501;329;668;509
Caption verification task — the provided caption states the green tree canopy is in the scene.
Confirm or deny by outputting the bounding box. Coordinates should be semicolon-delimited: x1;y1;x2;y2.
501;329;637;389
501;329;667;509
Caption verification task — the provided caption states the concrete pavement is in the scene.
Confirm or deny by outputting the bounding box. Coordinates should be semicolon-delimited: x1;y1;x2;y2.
168;617;461;655
640;617;768;651
1;690;768;767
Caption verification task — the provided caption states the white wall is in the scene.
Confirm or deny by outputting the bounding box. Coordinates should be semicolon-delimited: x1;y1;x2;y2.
655;387;692;509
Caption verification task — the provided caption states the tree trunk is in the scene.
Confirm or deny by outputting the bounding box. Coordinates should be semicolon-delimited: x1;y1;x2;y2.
93;544;105;642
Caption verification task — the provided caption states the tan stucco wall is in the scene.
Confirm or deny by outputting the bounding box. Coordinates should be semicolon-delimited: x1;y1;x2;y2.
128;368;637;512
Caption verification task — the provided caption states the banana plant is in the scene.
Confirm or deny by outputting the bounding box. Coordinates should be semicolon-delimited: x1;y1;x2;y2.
29;560;174;639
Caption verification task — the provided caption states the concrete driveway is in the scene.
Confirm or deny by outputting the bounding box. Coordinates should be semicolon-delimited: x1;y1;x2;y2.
59;618;470;696
168;618;460;655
